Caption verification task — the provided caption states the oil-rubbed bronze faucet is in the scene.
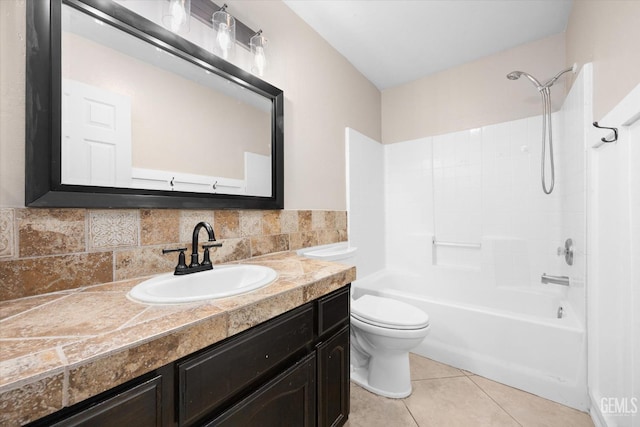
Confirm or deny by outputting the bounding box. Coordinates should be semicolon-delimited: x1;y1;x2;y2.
162;222;222;275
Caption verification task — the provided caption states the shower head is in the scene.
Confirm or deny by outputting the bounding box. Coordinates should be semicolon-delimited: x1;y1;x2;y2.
541;63;577;88
505;70;543;89
506;71;523;80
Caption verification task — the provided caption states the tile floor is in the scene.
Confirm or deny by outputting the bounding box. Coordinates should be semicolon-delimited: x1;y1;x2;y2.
345;353;594;427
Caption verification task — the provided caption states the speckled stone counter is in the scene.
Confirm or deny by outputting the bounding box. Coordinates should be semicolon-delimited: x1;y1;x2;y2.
0;252;355;426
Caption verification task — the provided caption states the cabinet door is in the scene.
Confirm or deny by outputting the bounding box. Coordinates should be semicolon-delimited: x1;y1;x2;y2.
50;376;162;427
206;354;317;427
317;325;350;427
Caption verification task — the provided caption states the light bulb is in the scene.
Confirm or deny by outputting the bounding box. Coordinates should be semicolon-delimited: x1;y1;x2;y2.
253;46;266;76
212;7;236;60
217;23;232;58
163;0;190;33
170;2;185;31
250;31;267;76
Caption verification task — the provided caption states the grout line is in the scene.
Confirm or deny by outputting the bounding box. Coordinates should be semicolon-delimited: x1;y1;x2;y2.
401;398;421;427
410;372;467;381
0;292;77;323
466;375;524;427
61;364;69;407
0;334;95;340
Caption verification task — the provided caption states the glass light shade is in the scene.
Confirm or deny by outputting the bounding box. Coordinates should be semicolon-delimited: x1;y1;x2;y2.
212;9;236;60
162;0;191;34
250;32;267;77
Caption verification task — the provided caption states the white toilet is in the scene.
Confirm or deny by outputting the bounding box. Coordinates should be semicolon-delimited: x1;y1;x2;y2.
350;294;430;398
296;243;431;398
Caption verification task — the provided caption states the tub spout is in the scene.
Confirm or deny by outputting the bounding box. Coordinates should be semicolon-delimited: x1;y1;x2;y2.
541;273;570;286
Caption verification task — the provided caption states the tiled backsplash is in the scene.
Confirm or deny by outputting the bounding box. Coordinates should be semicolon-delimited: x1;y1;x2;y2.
0;208;347;302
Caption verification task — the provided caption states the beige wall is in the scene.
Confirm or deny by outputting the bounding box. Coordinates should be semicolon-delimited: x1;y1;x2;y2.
382;0;640;145
0;0;381;210
231;1;381;211
382;33;566;144
0;0;25;208
566;0;640;120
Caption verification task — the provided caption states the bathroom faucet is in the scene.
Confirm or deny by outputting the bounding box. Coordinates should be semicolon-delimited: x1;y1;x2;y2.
162;221;222;275
191;222;215;265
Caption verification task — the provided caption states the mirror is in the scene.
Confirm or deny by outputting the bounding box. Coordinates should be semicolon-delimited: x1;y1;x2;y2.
26;0;284;209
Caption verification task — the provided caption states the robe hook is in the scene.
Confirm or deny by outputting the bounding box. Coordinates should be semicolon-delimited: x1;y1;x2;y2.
593;121;618;143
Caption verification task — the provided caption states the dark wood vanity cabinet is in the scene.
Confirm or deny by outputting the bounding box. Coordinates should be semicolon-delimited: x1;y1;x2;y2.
177;303;316;426
30;285;350;427
317;326;350;427
316;286;351;427
48;376;165;427
206;353;317;427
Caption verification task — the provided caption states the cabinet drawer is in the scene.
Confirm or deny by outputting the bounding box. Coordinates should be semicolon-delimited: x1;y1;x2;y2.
177;303;314;426
317;286;350;337
205;353;317;427
50;376;162;427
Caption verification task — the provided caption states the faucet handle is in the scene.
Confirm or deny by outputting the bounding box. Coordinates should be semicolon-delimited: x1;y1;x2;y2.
201;243;222;266
203;243;223;249
162;247;188;274
162;247;188;254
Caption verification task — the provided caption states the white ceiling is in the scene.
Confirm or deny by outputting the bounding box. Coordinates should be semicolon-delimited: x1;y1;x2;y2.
283;0;573;90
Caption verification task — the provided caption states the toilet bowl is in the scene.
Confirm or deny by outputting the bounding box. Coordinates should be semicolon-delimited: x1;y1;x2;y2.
350;294;430;398
296;244;430;398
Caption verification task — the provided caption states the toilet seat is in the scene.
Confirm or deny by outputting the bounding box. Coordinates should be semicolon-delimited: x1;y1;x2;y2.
351;295;429;330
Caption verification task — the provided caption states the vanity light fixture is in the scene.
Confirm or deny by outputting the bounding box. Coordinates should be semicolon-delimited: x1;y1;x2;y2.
188;1;269;67
212;3;236;60
162;0;191;34
250;30;267;76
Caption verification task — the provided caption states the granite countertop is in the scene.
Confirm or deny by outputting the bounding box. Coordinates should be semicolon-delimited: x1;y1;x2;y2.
0;252;356;426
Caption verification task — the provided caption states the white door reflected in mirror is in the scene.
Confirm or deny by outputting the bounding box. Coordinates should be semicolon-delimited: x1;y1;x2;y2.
62;80;132;187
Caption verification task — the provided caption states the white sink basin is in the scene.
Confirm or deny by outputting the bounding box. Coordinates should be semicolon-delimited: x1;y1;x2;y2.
128;264;278;304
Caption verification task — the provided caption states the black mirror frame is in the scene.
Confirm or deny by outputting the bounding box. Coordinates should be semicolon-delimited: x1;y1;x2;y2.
25;0;284;210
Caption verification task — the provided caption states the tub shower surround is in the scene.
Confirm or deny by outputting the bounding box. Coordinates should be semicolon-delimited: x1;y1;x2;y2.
347;65;592;411
0;208;347;301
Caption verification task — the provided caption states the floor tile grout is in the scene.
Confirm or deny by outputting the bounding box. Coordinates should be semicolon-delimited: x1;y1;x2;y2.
466;374;524;427
411;372;467;382
401;399;420;427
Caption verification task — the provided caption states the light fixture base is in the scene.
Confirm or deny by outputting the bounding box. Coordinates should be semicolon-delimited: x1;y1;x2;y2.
191;0;258;50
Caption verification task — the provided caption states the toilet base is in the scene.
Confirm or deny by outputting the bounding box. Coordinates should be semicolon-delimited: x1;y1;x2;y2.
350;364;412;399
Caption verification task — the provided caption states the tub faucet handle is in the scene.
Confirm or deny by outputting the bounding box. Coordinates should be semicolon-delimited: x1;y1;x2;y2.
557;238;574;266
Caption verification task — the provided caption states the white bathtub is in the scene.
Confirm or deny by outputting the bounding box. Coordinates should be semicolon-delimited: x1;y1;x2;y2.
354;270;589;410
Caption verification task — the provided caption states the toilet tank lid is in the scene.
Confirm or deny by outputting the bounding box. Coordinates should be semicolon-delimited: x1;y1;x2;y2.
352;295;429;329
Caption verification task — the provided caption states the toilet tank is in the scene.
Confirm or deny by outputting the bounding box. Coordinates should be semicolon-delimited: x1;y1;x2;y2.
297;243;358;298
296;242;357;264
